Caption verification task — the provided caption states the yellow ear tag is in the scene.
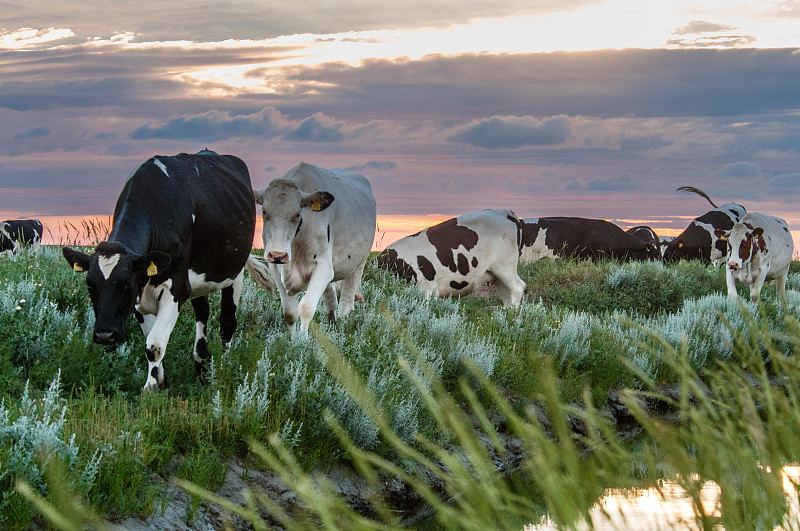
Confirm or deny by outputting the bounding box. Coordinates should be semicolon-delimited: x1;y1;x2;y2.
678;242;683;248
73;263;83;272
147;261;158;277
311;201;322;212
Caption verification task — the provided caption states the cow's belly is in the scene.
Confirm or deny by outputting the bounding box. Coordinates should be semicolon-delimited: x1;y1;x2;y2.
189;269;237;298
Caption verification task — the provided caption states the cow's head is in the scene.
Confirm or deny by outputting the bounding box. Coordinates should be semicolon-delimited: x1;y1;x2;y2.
714;224;767;272
63;242;171;345
662;226;711;263
253;180;334;265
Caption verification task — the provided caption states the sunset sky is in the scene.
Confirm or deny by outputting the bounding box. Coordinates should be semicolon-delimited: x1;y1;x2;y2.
2;0;800;249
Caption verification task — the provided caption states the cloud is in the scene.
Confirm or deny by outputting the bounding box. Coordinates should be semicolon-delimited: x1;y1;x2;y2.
283;114;344;143
719;161;762;178
769;172;800;189
344;160;397;171
13;126;51;140
673;20;735;35
131;108;288;141
584;173;639;191
448;115;571;149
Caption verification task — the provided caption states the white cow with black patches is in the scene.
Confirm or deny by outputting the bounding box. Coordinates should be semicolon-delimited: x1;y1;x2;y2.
63;150;272;392
0;219;43;256
254;162;377;333
715;212;793;303
377;209;526;306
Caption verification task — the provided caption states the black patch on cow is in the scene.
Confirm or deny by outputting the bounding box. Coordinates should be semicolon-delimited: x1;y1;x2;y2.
738;234;752;261
295;218;303;236
450;280;469;291
146;347;157;362
471;257;478;268
220;285;238;344
376;249;417;282
785;226;790;232
506;214;523;250
519;220;542;249
425;217;479;272
456;253;470;276
327;224;330;242
417;255;436;281
536;217;655;261
151;366;159;379
195;338;209;359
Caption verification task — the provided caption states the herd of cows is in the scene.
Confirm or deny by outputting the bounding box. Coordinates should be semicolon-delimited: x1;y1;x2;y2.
0;150;794;391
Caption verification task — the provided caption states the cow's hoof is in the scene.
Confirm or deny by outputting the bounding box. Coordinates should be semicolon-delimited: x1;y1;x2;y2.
142;382;159;393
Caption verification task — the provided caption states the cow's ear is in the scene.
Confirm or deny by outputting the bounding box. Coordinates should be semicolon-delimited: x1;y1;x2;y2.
752;227;764;239
714;229;729;240
63;247;91;273
134;251;172;278
253;188;265;205
301;191;335;212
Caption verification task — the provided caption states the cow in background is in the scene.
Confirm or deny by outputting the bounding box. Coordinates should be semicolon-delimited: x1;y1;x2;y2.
1;219;43;255
519;217;660;262
378;209;526;306
715;212;793;303
63;150;271;392
625;225;662;257
254;162;376;334
662;186;746;266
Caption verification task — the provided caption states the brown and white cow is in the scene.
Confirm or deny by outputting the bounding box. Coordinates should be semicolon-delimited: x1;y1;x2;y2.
714;212;793;303
254;163;377;333
519;217;660;262
377;209;526;306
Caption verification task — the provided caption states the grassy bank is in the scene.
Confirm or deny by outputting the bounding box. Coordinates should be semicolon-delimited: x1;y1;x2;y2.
1;246;799;528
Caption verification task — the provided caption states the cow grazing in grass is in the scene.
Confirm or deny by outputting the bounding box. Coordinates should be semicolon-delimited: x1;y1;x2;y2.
626;225;661;256
715;213;793;303
1;219;43;255
63;150;271;392
662;186;746;266
254;162;376;333
519;217;660;262
377;209;526;306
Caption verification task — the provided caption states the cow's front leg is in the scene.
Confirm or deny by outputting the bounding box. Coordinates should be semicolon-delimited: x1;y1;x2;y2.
322;283;338;322
270;263;299;327
725;269;739;299
749;267;769;303
337;260;365;318
298;264;335;333
143;292;181;392
191;296;210;378
220;272;244;344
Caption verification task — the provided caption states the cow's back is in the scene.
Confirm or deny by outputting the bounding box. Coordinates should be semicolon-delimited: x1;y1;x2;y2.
284;162;376;279
741;212;793;274
113;151;255;282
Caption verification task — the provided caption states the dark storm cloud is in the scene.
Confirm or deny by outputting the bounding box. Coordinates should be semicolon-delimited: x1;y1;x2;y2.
448;115;571;149
344;160;398;171
131;108;288;141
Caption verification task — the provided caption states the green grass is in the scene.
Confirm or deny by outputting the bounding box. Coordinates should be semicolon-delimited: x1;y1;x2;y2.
1;246;800;529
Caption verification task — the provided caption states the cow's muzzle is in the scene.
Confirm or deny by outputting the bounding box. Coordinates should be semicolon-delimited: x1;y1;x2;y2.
94;330;121;345
728;262;741;271
267;251;289;264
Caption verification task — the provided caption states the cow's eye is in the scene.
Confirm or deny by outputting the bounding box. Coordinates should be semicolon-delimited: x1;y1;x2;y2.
292;212;300;222
262;212;270;221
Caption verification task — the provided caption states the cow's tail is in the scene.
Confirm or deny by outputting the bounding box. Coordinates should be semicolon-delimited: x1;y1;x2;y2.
677;186;718;208
245;254;274;294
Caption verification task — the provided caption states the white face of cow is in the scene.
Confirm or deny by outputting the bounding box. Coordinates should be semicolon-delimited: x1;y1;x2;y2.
715;224;766;272
253;180;334;265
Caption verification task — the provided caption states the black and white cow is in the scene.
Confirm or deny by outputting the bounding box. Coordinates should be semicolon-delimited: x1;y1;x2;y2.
254;162;377;333
714;213;793;303
662;186;746;266
377;209;526;306
1;219;43;255
63;150;271;392
625;225;661;256
519;217;660;262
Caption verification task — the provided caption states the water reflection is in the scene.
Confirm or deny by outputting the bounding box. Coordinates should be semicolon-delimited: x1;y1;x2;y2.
527;467;800;530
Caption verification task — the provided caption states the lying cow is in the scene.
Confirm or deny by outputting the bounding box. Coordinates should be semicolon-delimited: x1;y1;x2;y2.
662;186;746;266
63;150;271;392
254;162;376;333
1;219;43;255
714;213;793;303
519;217;660;262
625;225;661;256
377;209;526;306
